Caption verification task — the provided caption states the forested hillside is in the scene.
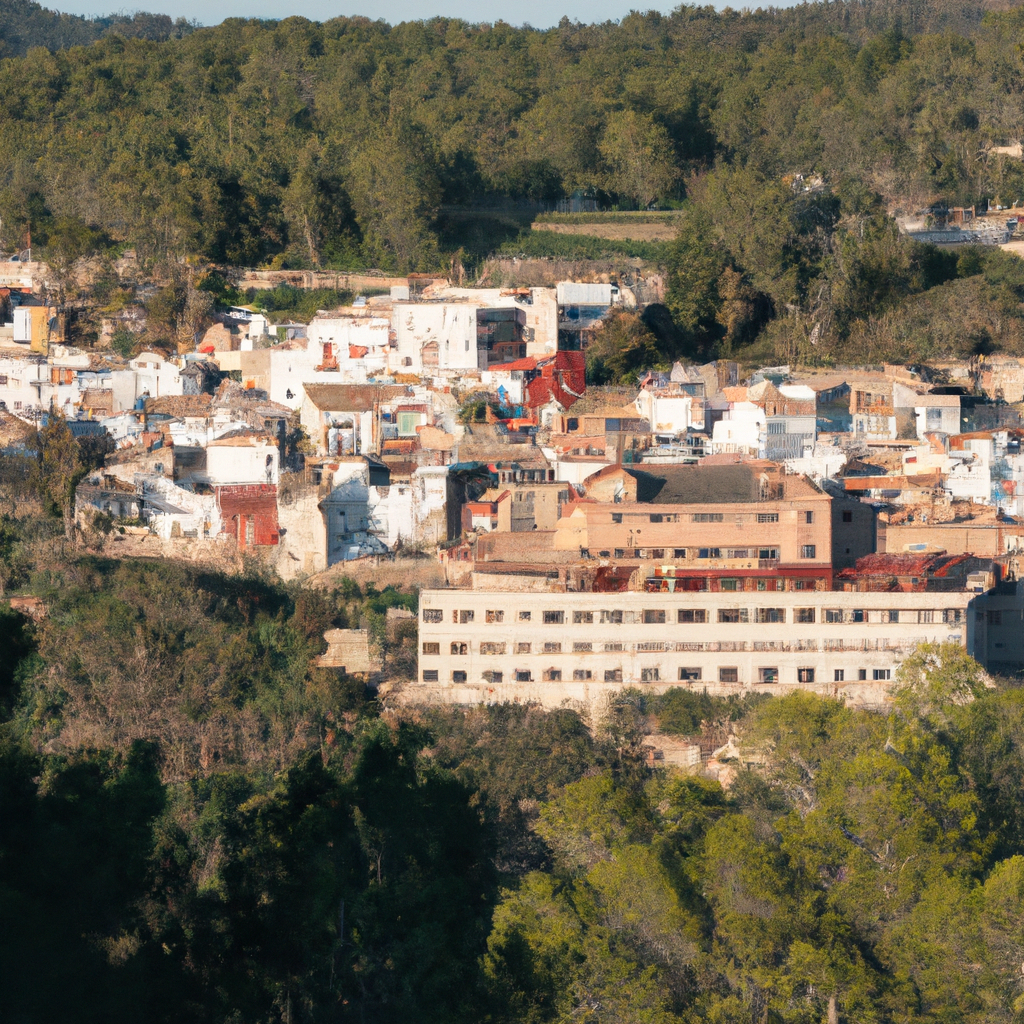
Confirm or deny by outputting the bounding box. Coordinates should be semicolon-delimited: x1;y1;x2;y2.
0;0;193;60
5;551;1024;1021
7;0;1024;364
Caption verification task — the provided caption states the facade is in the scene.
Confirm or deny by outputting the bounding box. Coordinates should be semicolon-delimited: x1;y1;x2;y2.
850;383;896;439
765;384;817;461
554;467;833;570
414;588;975;706
391;302;480;373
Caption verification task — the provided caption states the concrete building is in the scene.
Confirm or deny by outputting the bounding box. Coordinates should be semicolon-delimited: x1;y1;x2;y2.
553;464;834;572
391;302;481;374
413;588;976;708
851;382;896;439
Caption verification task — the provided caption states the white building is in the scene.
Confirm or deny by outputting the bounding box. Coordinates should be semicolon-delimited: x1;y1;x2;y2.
412;587;976;710
319;459;449;562
205;435;279;486
391;303;480;374
130;352;183;401
434;286;559;356
709;401;766;456
634;388;700;435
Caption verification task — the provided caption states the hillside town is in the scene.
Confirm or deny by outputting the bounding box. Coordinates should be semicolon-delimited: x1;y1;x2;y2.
5;257;1024;713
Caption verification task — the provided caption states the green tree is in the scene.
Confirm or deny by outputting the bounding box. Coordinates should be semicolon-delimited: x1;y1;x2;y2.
35;410;82;542
599;109;679;210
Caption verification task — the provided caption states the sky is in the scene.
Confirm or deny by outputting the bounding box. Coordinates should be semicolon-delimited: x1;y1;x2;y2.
50;0;779;31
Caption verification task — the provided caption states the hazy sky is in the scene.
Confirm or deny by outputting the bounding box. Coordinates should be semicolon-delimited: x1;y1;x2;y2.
51;0;758;31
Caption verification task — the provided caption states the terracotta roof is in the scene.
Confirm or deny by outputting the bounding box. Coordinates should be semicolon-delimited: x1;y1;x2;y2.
488;357;537;372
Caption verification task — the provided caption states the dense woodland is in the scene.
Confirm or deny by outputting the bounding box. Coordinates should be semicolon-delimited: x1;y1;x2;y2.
3;477;1024;1022
11;0;1024;364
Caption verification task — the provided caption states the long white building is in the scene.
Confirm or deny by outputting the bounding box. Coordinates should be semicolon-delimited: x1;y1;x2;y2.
411;587;975;709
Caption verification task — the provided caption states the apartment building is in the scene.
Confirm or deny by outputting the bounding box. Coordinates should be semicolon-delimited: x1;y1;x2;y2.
414;588;976;708
554;464;833;570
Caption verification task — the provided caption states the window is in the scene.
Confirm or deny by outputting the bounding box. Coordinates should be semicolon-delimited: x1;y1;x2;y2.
650;514;663;523
543;668;562;681
988;610;1002;625
422;670;439;682
720;579;738;591
600;610;623;624
756;513;779;523
573;642;592;652
611;513;623;524
858;669;867;680
480;642;506;655
834;670;844;682
888;609;900;623
573;611;594;623
604;642;624;652
519;610;532;621
604;669;623;682
450;642;468;656
758;667;779;683
873;669;892;681
643;609;666;624
515;670;532;682
805;511;815;524
944;609;963;624
459;610;474;623
759;548;780;560
798;668;815;683
842;510;853;523
850;609;865;623
918;610;935;624
486;610;504;623
422;642;440;655
452;671;467;682
651;549;665;559
573;669;593;680
693;513;724;522
719;667;739;683
483;670;503;683
543;610;564;624
698;548;721;559
794;579;815;590
801;545;817;559
674;549;687;558
718;609;749;623
824;609;843;623
641;668;660;682
796;608;815;623
728;549;750;559
543;642;562;653
515;642;531;654
756;608;785;623
678;609;707;623
679;668;702;681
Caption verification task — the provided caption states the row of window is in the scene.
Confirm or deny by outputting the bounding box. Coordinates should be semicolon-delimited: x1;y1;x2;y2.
424;607;964;626
605;511;819;525
424;666;892;684
426;638;929;655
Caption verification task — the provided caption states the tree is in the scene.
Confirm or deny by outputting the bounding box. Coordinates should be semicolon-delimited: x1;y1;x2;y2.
35;410;82;542
599;110;678;210
585;309;663;385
